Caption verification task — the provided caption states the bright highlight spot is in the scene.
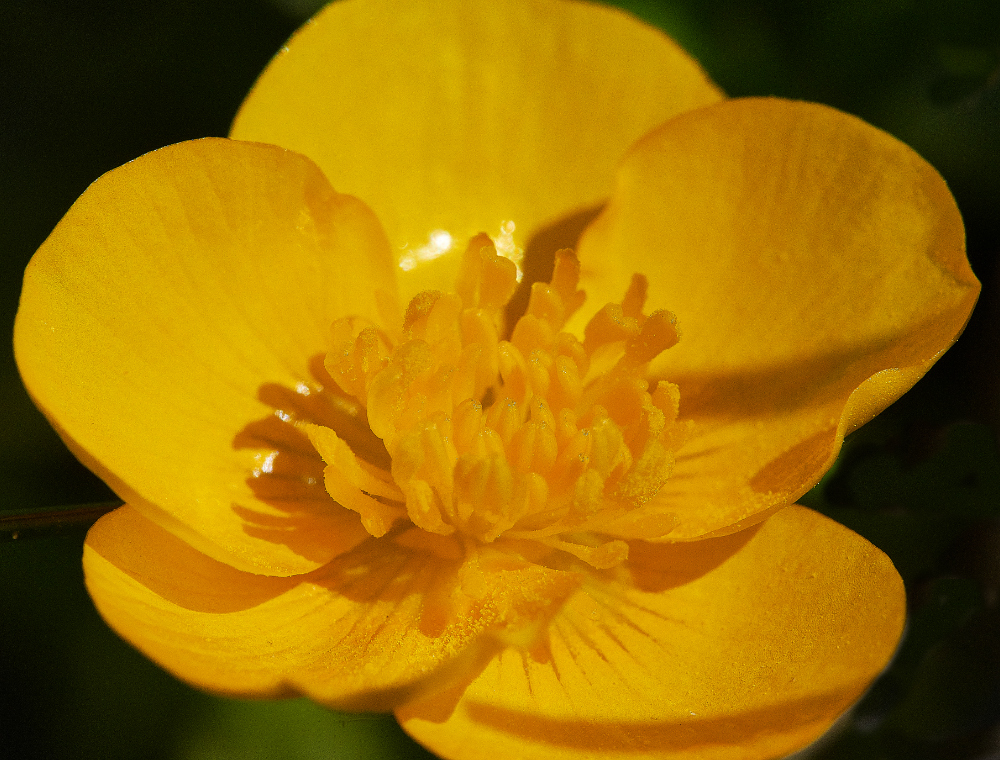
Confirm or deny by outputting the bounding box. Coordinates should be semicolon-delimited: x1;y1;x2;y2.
495;220;524;281
251;450;278;477
398;229;453;271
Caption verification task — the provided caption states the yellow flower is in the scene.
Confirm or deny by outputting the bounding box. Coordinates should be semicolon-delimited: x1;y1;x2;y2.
14;1;980;758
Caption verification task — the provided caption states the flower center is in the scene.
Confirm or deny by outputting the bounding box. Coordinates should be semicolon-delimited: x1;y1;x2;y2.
303;234;686;569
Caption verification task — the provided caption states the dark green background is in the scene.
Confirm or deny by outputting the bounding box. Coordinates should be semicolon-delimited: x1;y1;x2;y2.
2;1;998;758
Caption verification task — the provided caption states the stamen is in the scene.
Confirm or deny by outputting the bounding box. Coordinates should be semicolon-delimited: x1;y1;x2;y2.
301;422;405;537
538;536;630;570
313;232;686;569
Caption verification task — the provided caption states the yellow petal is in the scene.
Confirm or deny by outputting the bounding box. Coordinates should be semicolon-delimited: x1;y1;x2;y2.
231;0;723;300
574;97;979;539
398;505;905;760
85;505;580;710
15;138;402;575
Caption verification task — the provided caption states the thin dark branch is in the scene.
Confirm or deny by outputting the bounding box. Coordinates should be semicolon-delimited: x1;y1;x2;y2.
0;501;124;541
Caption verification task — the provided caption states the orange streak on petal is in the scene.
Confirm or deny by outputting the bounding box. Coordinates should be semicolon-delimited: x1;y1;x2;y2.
398;505;905;760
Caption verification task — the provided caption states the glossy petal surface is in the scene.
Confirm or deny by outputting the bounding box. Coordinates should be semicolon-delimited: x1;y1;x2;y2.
15;139;402;575
231;0;723;298
398;505;905;760
84;506;580;710
15;0;976;754
575;98;979;539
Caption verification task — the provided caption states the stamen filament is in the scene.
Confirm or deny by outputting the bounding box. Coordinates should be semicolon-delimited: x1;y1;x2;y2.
312;233;687;567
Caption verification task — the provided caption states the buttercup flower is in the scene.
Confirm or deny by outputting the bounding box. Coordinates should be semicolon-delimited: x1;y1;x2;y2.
14;0;980;758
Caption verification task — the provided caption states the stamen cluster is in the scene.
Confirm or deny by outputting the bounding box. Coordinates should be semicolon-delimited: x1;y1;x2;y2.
305;235;686;568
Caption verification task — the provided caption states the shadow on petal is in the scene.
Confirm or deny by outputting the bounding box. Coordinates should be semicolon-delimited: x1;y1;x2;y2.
399;506;905;760
661;335;914;423
622;525;760;592
748;427;837;495
86;506;299;614
459;686;861;753
645;308;967;539
231;354;386;563
84;507;500;708
504;204;604;335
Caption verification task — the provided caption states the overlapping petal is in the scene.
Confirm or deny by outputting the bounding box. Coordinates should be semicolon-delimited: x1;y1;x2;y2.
14;139;402;575
13;1;979;757
84;505;580;710
398;505;906;760
574;98;980;539
231;0;723;299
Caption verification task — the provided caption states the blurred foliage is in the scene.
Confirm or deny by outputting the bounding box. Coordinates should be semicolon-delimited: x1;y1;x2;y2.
2;0;998;758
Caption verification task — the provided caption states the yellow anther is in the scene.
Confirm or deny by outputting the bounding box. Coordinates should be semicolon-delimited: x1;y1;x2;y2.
553;332;589;377
450;343;482;406
497;342;530;405
326;317;391;402
555;407;579;448
426;299;465;358
460;309;500;399
584;407;630;480
510;313;555;357
625;309;679;364
419;418;457;499
455;233;518;324
508;411;557;478
549;249;586;321
486;397;522;446
552;427;592;487
508;420;537;474
402;290;444;333
652;380;681;427
452;398;484;453
402;478;452;535
621;273;648;320
302;422;405;537
365;338;433;441
454;452;514;537
529;396;557;430
525;282;565;327
582;303;637;354
354;328;392;387
479;247;519;314
594;376;648;429
526;351;552;399
318;230;685;566
454;232;492;308
548;353;583;413
570;469;606;519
